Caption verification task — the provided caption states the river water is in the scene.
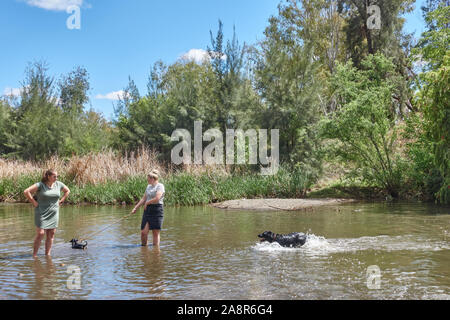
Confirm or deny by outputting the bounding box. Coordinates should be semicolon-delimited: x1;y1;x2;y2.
0;202;448;299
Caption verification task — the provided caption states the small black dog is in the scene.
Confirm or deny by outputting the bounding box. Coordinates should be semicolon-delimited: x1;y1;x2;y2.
69;238;88;250
258;231;307;248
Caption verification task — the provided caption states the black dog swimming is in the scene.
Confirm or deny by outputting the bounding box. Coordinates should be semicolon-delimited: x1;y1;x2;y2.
258;231;307;248
69;239;88;250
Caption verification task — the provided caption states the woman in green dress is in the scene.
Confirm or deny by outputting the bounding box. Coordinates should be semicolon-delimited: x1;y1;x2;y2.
24;169;70;258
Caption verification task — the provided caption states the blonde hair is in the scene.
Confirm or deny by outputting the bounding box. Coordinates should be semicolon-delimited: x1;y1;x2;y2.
148;169;160;180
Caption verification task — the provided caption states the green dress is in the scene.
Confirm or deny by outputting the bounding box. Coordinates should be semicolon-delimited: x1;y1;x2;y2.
34;181;67;229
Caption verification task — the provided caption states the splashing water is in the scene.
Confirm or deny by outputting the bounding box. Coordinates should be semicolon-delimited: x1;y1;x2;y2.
252;233;450;255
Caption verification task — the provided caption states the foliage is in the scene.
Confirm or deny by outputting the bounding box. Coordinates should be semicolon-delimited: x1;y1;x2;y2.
411;2;449;203
320;54;406;197
0;100;13;155
0;164;317;206
1;61;112;160
254;7;324;178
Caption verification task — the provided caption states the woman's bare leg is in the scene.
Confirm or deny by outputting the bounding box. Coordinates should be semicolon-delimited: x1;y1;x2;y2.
33;227;45;258
45;229;56;256
141;223;150;246
152;229;160;247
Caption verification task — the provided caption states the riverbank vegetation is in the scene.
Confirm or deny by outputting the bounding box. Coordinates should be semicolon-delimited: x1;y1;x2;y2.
0;0;448;205
0;148;317;205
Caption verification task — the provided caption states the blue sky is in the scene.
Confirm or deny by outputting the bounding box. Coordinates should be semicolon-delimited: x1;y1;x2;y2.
0;0;427;120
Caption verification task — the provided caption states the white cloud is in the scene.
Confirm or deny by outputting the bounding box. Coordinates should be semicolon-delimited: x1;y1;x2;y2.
180;49;211;64
3;87;22;97
180;48;227;64
24;0;84;11
95;90;128;101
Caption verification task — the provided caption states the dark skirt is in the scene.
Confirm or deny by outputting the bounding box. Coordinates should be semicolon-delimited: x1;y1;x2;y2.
141;204;164;230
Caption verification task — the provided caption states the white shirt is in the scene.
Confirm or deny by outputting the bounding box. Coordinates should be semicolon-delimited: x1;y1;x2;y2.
145;183;165;205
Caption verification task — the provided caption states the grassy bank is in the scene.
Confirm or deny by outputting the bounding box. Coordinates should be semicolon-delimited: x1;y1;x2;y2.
0;149;428;206
0;149;318;206
0;169;317;206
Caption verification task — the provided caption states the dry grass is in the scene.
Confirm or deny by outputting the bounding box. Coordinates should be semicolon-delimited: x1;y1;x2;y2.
0;146;234;186
0;158;41;179
65;147;164;185
0;146;165;186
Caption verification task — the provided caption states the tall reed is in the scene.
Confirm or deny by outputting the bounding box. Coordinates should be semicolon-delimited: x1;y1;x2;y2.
0;149;317;205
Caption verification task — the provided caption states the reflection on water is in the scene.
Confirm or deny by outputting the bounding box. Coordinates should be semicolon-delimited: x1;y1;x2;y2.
0;202;449;299
30;256;56;299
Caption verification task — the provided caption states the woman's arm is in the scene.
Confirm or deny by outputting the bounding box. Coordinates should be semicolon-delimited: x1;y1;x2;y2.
24;184;39;208
145;191;163;206
131;194;147;214
59;186;70;205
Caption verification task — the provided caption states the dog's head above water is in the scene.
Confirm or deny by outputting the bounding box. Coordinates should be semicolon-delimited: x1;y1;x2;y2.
258;231;275;242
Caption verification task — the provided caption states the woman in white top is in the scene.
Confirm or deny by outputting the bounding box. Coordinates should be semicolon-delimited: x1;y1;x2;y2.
131;170;165;246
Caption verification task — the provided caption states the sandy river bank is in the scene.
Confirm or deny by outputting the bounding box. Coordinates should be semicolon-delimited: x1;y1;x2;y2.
211;198;357;211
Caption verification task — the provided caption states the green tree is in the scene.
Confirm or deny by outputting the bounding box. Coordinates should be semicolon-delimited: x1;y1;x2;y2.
273;0;346;76
338;0;416;116
58;66;90;115
113;60;216;158
58;66;111;155
0;99;13;155
208;21;253;131
254;6;323;176
4;62;112;160
6;61;63;160
338;0;414;64
320;54;406;197
114;76;141;119
412;2;449;203
62;109;113;155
